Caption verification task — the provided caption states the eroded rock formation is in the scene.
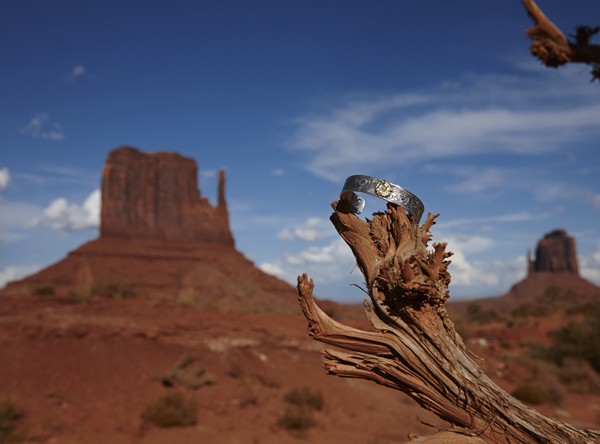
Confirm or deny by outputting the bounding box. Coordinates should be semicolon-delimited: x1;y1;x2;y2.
452;229;599;314
0;147;298;314
528;229;578;275
101;147;233;245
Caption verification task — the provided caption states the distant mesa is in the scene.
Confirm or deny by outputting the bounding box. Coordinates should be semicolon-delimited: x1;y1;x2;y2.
450;228;600;314
1;146;298;314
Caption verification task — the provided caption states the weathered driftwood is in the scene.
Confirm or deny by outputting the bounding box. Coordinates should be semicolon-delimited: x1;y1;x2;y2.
297;198;600;443
522;0;600;81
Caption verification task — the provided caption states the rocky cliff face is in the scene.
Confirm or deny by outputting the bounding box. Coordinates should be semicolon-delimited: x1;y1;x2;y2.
529;229;578;275
101;146;233;246
1;146;298;314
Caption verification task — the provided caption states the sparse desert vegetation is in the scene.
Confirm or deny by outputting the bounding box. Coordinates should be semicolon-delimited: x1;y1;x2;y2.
0;397;24;443
141;391;197;428
278;385;324;435
152;354;215;389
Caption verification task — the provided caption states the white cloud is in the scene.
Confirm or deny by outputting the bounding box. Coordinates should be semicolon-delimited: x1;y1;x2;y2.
277;217;332;242
289;71;600;182
439;231;525;290
588;193;600;210
443;233;494;255
66;65;85;81
261;231;526;298
19;114;65;140
448;253;527;291
444;168;504;194
0;168;10;192
0;265;40;288
272;168;284;176
30;189;100;232
260;238;356;285
580;244;600;284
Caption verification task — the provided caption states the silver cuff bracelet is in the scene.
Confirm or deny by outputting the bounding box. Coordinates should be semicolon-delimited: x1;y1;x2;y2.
340;175;424;225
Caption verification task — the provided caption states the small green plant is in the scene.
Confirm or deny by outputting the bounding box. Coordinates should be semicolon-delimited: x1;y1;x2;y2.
33;286;55;297
141;391;196;428
153;354;215;389
0;397;25;443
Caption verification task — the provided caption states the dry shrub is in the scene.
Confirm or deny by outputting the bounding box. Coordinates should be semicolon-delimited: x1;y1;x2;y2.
0;397;25;443
227;363;244;379
513;380;562;405
255;372;281;389
153;354;215;390
557;358;600;395
33;286;55;297
546;301;600;373
466;303;502;324
513;381;552;405
284;385;324;411
278;385;324;434
239;391;258;408
141;391;196;428
92;281;136;299
278;405;316;431
175;288;196;308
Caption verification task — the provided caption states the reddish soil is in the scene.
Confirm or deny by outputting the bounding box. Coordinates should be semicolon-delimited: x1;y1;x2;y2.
0;295;442;444
2;295;600;444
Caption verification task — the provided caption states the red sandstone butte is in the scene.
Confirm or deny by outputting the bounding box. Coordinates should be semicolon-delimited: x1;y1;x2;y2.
450;228;600;315
528;229;578;274
1;146;298;314
504;229;597;305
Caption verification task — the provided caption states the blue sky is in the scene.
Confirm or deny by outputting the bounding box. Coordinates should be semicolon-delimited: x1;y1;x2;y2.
1;0;599;302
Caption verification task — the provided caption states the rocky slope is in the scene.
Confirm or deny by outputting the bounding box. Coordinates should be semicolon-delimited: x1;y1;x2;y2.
0;147;298;314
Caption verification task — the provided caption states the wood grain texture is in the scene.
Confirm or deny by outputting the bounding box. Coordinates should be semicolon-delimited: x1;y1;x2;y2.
297;199;600;443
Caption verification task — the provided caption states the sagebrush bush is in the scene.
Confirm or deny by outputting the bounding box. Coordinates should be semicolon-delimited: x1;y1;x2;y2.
152;354;215;390
545;302;600;373
557;358;600;395
466;303;502;324
284;385;324;411
34;286;55;297
0;397;25;443
227;363;244;379
140;391;196;428
278;405;315;431
512;381;552;405
92;281;136;299
278;385;324;434
255;372;281;389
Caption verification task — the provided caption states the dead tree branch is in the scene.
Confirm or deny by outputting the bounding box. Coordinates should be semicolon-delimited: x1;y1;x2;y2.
297;198;600;443
522;0;600;82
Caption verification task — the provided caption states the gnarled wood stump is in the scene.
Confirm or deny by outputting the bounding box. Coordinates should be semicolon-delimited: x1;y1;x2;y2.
522;0;600;82
297;198;600;443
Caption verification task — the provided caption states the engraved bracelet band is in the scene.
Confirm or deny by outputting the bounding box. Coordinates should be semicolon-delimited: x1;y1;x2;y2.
340;175;424;225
